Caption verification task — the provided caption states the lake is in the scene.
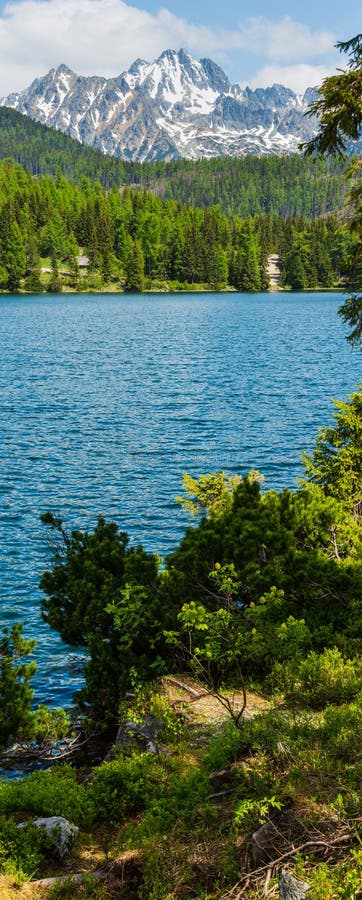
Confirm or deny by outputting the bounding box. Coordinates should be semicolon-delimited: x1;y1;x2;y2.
0;291;360;708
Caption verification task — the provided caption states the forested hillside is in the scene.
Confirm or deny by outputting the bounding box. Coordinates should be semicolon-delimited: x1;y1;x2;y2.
0;158;353;293
0;107;348;220
141;154;347;219
0;106;132;188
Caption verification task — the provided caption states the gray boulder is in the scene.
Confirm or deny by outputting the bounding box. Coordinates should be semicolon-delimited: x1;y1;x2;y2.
125;716;164;742
113;715;164;750
31;816;79;857
251;819;276;864
279;871;311;900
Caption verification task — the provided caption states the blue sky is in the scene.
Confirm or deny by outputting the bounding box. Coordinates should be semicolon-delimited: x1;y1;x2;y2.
0;0;360;96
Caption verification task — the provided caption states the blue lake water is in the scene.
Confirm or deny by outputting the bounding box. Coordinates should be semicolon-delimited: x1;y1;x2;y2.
0;291;360;708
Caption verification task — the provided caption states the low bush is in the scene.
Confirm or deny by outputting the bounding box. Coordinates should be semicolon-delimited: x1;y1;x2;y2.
203;721;246;773
273;648;362;708
295;849;362;900
88;751;176;823
0;816;49;878
321;698;362;761
119;683;187;747
0;765;90;825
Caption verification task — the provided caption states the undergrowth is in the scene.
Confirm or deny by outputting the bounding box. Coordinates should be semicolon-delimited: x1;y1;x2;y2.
0;681;361;898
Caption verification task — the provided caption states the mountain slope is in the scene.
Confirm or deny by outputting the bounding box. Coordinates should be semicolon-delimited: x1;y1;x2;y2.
0;107;346;220
0;49;317;162
0;105;132;186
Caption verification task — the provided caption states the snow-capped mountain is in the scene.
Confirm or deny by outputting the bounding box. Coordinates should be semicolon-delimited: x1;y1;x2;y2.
0;50;317;161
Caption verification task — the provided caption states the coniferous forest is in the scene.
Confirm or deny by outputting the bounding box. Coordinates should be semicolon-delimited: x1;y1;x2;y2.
0;155;354;294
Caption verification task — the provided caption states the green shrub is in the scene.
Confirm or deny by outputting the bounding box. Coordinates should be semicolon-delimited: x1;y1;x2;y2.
274;648;362;708
119;684;187;747
0;815;48;878
321;699;362;761
123;765;212;847
0;765;90;824
203;721;246;773
233;794;282;830
170;767;211;816
88;751;175;823
147;694;186;745
295;849;362;899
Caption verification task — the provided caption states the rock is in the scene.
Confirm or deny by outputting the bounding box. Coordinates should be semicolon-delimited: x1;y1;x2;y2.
104;715;166;761
251;819;276;865
208;769;236;791
125;716;164;742
279;871;311;900
31;816;79;857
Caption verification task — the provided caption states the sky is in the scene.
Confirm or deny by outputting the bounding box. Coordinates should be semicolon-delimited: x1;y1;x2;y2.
0;0;360;97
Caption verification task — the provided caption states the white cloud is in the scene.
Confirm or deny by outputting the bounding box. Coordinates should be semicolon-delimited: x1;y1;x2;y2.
249;64;331;95
0;0;176;92
233;17;334;64
0;0;337;96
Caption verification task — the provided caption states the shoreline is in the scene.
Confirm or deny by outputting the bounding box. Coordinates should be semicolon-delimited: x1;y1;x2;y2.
0;286;345;296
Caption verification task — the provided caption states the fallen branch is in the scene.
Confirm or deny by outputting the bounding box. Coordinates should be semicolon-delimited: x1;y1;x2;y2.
222;826;357;898
30;872;102;891
165;677;207;698
29;850;143;892
0;730;97;765
263;867;272;897
208;789;235;800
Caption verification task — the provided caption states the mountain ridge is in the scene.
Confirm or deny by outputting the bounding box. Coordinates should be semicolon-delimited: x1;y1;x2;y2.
0;49;317;162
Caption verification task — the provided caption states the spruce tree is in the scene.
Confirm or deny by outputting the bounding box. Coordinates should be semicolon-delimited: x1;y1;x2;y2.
48;251;62;293
283;249;307;290
124;238;145;292
4;221;26;291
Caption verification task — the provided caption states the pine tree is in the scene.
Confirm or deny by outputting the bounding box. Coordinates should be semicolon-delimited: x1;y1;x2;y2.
237;223;261;292
24;269;44;293
48;251;62;293
283;249;307;290
211;245;229;289
124;238;145;292
0;624;36;748
4;221;26;290
67;233;80;289
303;34;362;344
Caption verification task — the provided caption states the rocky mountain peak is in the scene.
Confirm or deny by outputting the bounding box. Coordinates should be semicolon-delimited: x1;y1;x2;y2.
200;57;231;93
128;58;148;75
54;63;75;78
0;49;317;162
255;83;300;108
